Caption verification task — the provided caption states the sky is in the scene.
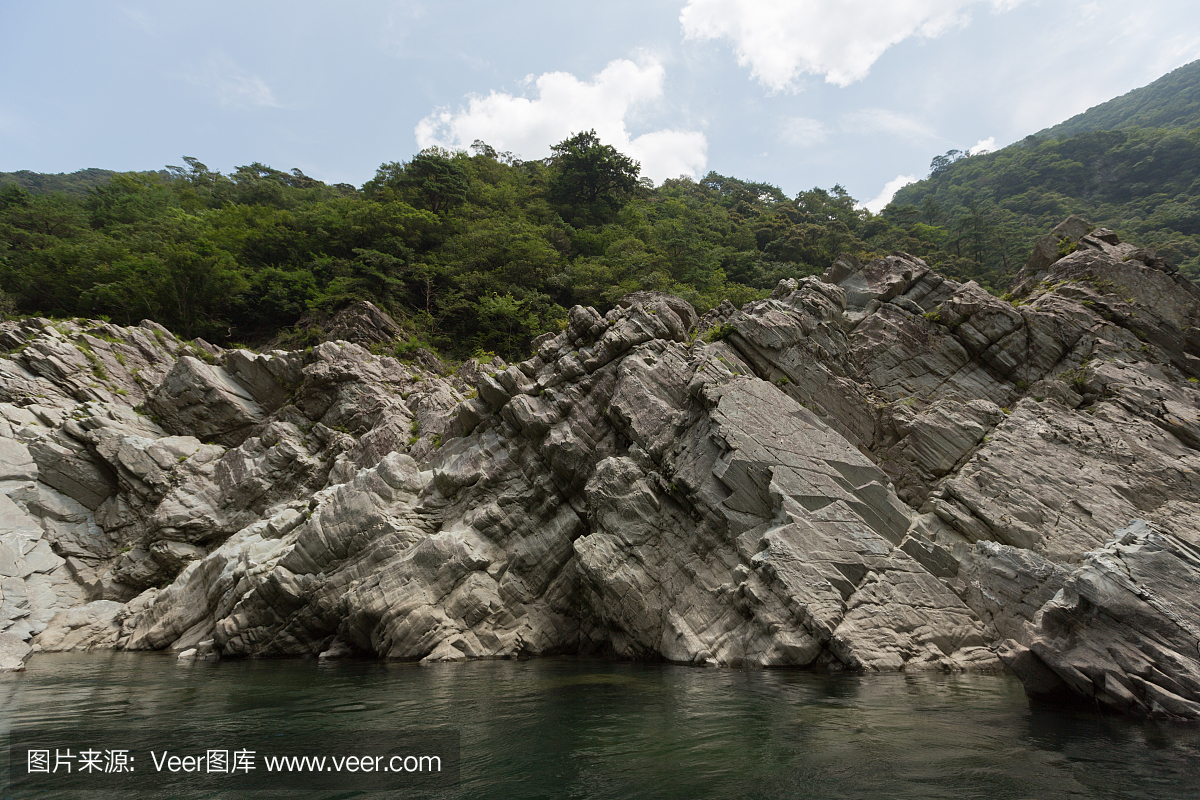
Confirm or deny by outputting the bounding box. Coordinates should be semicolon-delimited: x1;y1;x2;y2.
3;0;1200;211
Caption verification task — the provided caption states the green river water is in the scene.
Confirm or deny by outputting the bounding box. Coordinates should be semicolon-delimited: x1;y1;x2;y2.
2;652;1198;799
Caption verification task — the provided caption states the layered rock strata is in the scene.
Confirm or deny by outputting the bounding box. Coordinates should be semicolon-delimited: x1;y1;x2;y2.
997;520;1200;719
0;230;1196;718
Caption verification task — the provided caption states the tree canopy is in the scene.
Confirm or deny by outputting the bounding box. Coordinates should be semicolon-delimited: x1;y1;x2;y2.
3;124;1197;362
890;126;1200;285
547;129;641;224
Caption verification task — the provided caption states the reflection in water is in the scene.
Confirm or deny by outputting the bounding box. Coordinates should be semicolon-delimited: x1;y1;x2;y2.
2;653;1199;799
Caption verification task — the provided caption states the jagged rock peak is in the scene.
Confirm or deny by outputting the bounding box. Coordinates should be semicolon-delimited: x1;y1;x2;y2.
1013;216;1189;298
302;299;405;346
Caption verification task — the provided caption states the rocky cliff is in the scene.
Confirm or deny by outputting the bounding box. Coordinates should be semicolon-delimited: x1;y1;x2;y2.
1;223;1197;719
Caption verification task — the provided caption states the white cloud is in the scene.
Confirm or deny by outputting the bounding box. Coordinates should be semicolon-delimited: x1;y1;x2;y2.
841;109;939;143
968;136;996;155
1002;4;1200;134
119;6;156;36
778;116;828;147
680;0;1027;90
378;1;427;54
217;74;278;108
863;174;918;213
188;54;280;108
415;58;707;183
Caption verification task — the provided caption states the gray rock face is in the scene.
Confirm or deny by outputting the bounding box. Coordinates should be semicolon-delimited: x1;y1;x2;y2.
282;300;406;349
0;630;33;671
147;356;269;447
997;521;1200;720
1018;213;1094;284
0;313;464;636
3;226;1198;720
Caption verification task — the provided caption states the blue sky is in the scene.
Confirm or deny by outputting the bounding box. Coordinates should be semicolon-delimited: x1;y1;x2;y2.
3;0;1199;210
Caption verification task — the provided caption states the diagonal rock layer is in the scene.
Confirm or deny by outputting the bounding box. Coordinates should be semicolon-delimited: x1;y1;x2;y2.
1;230;1198;720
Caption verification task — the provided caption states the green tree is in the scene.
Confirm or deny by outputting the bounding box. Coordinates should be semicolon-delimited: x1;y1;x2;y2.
364;150;468;214
402;150;468;213
548;130;641;224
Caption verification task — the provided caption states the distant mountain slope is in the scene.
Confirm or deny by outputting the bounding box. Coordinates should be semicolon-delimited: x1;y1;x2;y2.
1037;58;1200;139
0;168;119;195
887;60;1200;286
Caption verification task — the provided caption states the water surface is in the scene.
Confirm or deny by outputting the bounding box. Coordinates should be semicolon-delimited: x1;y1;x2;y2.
2;653;1198;799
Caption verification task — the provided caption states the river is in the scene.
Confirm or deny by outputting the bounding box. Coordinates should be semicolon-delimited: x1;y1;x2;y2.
2;653;1198;799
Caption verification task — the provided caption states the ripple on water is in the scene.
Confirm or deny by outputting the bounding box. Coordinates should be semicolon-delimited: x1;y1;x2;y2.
2;653;1199;800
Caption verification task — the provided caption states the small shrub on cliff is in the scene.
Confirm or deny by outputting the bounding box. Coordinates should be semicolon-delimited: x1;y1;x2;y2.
704;323;737;343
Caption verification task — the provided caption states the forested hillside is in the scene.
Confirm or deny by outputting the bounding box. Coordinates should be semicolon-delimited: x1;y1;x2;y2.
5;87;1200;361
0;137;949;358
888;126;1200;286
1037;58;1200;139
0;168;121;196
888;59;1200;288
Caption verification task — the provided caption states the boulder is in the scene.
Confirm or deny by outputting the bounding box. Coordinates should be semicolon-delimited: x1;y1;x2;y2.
279;300;405;349
146;356;267;446
1017;214;1093;286
0;630;32;671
